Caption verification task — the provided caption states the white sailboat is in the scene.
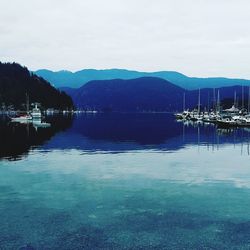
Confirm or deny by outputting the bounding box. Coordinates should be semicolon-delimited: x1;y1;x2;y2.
190;89;202;121
174;93;190;120
11;94;32;122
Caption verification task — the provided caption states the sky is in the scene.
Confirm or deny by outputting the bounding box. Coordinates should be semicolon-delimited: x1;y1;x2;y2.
0;0;250;78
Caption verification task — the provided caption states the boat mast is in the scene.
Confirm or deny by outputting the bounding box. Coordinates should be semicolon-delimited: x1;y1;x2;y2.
248;86;250;113
198;88;201;115
217;90;220;113
26;93;29;113
213;88;216;112
234;91;237;107
207;91;210;112
183;92;186;112
242;86;244;109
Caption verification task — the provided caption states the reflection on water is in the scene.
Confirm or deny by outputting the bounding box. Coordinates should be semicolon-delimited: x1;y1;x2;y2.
1;113;250;249
1;113;250;159
0;115;73;160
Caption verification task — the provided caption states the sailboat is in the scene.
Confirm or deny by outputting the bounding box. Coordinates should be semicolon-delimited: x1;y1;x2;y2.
174;93;190;120
190;89;202;121
217;87;250;127
11;94;32;122
197;88;202;121
223;91;240;116
11;114;32;122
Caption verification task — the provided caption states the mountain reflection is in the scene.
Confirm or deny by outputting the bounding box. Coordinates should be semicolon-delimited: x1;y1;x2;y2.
43;114;250;153
1;113;250;160
73;113;182;144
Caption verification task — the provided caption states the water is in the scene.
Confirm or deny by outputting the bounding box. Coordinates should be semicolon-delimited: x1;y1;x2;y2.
1;113;250;249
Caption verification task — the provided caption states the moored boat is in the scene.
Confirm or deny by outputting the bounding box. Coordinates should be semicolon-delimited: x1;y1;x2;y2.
11;114;32;122
31;103;42;119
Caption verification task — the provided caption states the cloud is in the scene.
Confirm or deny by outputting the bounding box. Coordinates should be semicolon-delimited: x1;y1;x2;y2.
0;0;250;78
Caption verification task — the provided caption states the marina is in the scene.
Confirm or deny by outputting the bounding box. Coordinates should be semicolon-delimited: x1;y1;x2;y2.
175;88;250;128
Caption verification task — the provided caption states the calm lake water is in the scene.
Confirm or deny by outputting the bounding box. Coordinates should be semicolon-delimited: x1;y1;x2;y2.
1;113;250;249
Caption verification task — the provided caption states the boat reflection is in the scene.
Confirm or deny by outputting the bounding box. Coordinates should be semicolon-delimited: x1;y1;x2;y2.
1;113;250;161
0;115;73;160
180;118;250;155
44;113;250;154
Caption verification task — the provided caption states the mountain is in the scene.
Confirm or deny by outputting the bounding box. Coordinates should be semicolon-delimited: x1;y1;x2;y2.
34;69;250;90
72;77;184;112
0;62;74;110
63;77;250;112
34;69;147;89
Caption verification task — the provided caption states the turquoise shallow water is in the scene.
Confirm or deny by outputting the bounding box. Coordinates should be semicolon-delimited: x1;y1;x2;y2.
1;114;250;249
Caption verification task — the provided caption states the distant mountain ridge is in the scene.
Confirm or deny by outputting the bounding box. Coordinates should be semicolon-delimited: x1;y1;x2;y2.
35;68;250;90
62;77;249;112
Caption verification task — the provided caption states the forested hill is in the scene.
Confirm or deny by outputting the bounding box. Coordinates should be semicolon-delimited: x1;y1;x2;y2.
63;77;250;112
0;62;74;110
71;77;185;112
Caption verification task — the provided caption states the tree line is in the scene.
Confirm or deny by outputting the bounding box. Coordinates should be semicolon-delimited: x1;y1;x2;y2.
0;62;74;110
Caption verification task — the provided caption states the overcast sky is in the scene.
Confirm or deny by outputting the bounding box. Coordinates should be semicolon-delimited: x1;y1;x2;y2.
0;0;250;78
